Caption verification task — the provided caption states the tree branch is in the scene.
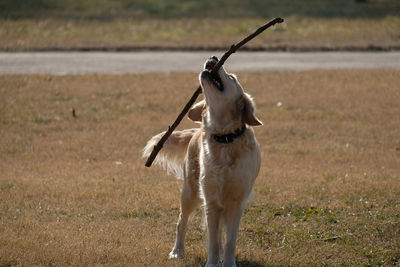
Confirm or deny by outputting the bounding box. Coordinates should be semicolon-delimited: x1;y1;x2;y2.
145;17;284;167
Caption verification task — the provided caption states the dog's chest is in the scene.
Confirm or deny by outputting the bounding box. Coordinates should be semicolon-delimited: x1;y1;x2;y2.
198;133;260;205
199;142;256;204
201;135;259;181
205;140;245;167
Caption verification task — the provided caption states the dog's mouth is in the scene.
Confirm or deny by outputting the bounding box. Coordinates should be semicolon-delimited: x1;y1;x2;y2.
202;56;224;92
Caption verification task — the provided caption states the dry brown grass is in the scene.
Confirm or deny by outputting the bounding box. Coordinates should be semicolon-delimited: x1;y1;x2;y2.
1;17;399;51
0;70;399;266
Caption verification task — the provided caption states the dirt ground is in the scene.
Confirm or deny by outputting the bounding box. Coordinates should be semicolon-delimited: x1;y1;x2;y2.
0;70;399;266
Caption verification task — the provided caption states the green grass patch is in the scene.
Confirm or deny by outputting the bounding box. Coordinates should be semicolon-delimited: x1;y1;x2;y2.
1;0;399;19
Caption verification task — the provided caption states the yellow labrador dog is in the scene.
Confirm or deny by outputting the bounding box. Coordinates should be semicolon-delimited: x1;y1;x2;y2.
143;56;262;267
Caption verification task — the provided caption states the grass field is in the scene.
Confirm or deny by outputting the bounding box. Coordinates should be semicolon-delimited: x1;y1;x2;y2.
1;0;399;51
2;0;400;19
1;17;399;51
0;70;399;266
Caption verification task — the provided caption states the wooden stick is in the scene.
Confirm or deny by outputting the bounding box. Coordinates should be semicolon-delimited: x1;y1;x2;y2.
144;86;202;167
145;17;284;167
210;17;284;75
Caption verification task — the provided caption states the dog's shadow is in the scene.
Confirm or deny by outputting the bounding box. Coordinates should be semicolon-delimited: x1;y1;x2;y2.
190;257;271;267
235;259;272;267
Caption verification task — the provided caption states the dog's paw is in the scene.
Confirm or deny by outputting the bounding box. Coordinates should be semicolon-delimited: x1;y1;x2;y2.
169;248;185;259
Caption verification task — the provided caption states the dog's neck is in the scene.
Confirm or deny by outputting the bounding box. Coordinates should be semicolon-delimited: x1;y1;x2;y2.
212;124;246;144
202;109;244;136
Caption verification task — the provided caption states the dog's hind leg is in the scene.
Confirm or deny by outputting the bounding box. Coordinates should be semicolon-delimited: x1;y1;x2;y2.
168;129;202;259
169;178;201;259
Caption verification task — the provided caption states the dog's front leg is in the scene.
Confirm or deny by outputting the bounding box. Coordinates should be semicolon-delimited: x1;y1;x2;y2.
205;204;222;266
222;205;243;267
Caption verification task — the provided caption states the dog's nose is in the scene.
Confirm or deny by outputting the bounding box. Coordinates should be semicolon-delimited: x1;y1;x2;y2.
205;56;219;71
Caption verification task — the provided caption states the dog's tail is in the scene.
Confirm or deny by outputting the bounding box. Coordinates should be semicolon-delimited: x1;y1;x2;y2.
143;128;198;179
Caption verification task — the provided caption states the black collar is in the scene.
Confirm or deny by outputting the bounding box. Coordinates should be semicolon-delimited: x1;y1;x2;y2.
212;124;246;144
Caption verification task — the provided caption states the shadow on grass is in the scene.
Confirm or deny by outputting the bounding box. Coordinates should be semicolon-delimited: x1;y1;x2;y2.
236;259;272;267
190;257;272;267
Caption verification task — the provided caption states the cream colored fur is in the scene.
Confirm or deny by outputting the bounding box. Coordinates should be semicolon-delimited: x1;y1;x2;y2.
143;57;261;267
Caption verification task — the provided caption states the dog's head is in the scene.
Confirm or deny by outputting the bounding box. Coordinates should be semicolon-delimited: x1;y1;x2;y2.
189;56;262;129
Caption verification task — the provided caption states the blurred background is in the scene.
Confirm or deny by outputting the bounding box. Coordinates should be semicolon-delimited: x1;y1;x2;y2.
1;0;399;50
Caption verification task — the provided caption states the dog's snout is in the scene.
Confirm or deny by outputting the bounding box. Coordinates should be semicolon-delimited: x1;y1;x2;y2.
205;56;219;71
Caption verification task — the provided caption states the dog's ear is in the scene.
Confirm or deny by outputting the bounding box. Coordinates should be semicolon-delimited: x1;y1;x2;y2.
188;100;206;122
241;93;262;126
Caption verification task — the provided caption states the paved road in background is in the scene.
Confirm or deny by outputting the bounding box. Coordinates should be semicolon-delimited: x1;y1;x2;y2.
1;51;399;74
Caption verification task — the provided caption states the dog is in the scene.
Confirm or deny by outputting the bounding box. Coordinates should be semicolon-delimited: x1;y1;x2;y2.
143;56;262;267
